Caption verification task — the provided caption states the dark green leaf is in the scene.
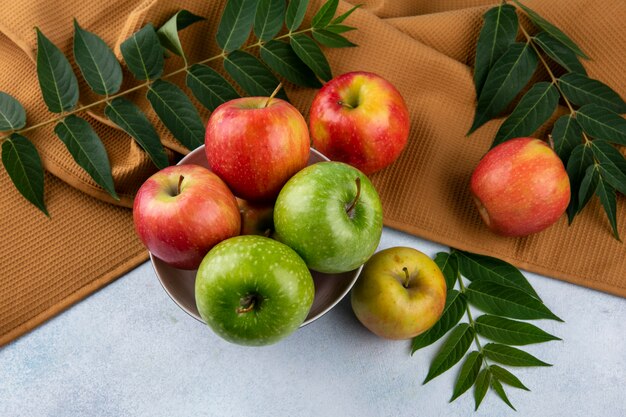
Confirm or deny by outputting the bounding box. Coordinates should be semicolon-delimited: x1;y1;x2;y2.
147;80;204;150
186;64;240;111
475;314;561;345
576;104;626;146
73;20;122;96
473;4;519;95
105;97;168;169
533;32;586;75
552;114;582;163
35;28;79;113
411;290;466;353
599;163;626;196
491;377;516;410
216;0;258;53
423;323;474;384
254;0;285;41
490;365;529;390
566;143;594;222
450;351;483;402
312;28;356;47
157;10;205;59
595;178;620;240
285;0;309;31
512;0;588;59
120;24;164;81
54;115;118;199
290;34;332;82
325;24;356;34
455;249;539;300
260;40;322;88
590;140;626;175
1;134;47;215
559;73;626;113
466;280;562;321
0;92;26;131
483;343;552;367
312;0;338;28
224;50;288;99
493;81;559;146
434;252;459;290
331;4;361;25
469;42;538;134
474;368;491;411
578;165;599;210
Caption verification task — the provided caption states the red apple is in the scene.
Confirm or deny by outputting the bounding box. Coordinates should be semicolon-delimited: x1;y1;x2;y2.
205;96;310;201
470;137;570;237
236;197;274;236
309;71;410;175
133;164;241;270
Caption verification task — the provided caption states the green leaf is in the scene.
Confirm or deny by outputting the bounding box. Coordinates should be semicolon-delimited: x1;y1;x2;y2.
450;351;483;402
1;134;48;215
599;163;626;196
578;165;599;210
325;24;356;34
0;92;26;131
104;97;168;169
312;28;356;47
224;50;288;99
254;0;285;41
73;20;122;96
475;314;561;345
566;143;594;222
533;32;586;75
290;34;332;82
559;73;626;114
260;40;322;88
157;10;205;59
186;64;240;111
469;42;538;134
54;115;118;199
473;4;519;95
285;0;309;31
576;104;626;146
147;80;204;150
474;368;491;411
411;290;466;353
590;140;626;175
312;0;338;28
331;4;361;24
120;24;164;81
490;365;529;390
423;323;474;384
434;252;459;290
216;0;258;53
552;114;583;163
483;343;552;367
492;81;559;146
491;376;516;410
455;249;539;300
595;177;620;240
512;0;588;59
466;280;562;321
35;28;79;113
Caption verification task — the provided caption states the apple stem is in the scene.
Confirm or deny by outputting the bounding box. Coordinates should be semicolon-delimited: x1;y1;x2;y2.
345;177;362;216
337;100;354;110
264;82;283;108
263;228;272;238
177;175;184;196
402;267;411;288
236;294;257;314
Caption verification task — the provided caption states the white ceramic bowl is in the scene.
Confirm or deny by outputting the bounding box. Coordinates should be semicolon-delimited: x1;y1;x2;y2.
149;146;362;326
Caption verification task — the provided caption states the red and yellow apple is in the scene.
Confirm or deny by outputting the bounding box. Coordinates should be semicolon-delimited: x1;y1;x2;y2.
236;197;274;236
470;137;570;237
205;97;310;201
351;247;447;340
133;164;241;270
309;71;410;175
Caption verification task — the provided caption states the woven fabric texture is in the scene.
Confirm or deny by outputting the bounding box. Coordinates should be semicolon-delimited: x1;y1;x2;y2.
0;0;624;346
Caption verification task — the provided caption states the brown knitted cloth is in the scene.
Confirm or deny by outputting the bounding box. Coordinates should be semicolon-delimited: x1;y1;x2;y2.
1;0;624;346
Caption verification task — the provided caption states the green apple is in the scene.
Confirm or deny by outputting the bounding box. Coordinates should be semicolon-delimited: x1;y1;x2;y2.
195;235;314;346
273;161;383;274
351;247;447;340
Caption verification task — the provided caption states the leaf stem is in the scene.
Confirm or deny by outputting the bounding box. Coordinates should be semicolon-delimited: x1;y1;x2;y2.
457;270;489;369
